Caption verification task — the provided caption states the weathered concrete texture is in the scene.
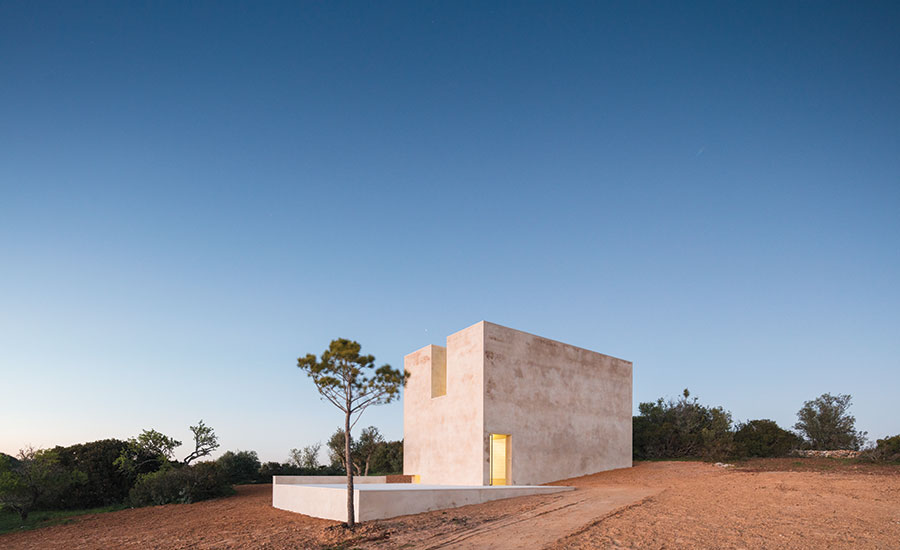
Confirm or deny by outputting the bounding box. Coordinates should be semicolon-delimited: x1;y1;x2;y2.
403;324;485;486
272;483;572;523
482;322;632;485
404;321;632;486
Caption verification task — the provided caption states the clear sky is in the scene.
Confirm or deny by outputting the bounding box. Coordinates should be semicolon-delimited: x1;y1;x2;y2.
1;1;898;462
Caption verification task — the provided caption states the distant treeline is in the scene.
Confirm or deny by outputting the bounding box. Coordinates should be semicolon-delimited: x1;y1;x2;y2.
633;389;898;462
0;423;402;522
4;394;896;524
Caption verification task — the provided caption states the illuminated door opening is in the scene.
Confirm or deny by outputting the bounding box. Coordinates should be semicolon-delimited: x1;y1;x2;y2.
490;434;510;486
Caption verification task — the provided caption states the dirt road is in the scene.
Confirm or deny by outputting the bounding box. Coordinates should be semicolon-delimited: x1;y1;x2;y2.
387;486;659;550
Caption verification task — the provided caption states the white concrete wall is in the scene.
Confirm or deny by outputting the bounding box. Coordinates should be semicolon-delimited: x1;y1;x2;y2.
482;322;632;485
403;323;485;485
403;321;632;486
272;484;359;522
273;483;573;522
355;485;571;521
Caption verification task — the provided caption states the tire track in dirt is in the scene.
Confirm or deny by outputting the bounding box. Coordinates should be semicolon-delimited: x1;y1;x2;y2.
410;486;661;550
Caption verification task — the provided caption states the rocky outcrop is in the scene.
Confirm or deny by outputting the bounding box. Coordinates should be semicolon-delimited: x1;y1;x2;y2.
792;449;861;459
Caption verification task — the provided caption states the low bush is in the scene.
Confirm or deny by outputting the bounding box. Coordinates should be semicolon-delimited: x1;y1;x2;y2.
369;440;403;475
794;393;867;451
859;435;900;463
217;450;261;484
129;462;231;506
50;439;136;509
733;420;802;458
0;448;86;521
633;389;734;461
257;461;343;481
878;435;900;459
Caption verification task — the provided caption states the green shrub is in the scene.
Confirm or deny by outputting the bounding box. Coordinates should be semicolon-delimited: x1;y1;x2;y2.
794;393;867;450
0;448;86;521
257;461;343;482
258;461;302;480
49;439;136;509
733;420;801;458
129;462;231;506
633;389;734;461
114;429;180;476
859;435;900;463
129;468;184;506
878;435;900;458
217;451;261;484
369;440;403;475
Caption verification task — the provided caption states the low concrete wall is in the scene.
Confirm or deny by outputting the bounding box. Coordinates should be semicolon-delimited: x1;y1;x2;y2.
272;475;387;485
272;483;573;523
355;485;573;522
273;484;358;522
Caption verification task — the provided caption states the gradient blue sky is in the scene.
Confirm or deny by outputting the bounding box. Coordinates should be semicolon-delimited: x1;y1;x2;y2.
2;1;898;462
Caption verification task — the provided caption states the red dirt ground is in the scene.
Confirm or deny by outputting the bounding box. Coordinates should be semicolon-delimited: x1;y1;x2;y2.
2;460;898;549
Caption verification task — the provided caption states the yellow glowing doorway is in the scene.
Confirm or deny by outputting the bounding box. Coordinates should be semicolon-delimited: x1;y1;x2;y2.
490;434;510;485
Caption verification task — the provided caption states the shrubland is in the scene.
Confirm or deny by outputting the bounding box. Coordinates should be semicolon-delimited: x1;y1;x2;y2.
1;420;402;530
633;390;873;461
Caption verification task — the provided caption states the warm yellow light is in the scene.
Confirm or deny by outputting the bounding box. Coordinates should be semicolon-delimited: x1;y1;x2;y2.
490;434;509;485
431;347;447;398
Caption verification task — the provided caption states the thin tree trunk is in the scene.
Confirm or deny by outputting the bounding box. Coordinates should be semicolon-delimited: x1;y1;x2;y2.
345;409;355;528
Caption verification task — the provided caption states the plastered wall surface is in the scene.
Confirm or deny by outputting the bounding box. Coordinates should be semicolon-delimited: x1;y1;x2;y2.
272;484;360;522
403;321;632;486
402;323;485;485
482;322;632;485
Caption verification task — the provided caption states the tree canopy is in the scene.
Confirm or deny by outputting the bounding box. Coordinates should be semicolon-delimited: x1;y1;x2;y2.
183;420;219;465
113;429;181;475
297;338;407;429
0;447;86;521
794;393;867;450
289;443;322;470
633;389;734;460
297;338;407;528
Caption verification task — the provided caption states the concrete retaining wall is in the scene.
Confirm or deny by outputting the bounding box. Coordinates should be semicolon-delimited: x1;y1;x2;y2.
272;483;573;523
272;475;387;485
272;484;358;522
354;485;572;521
